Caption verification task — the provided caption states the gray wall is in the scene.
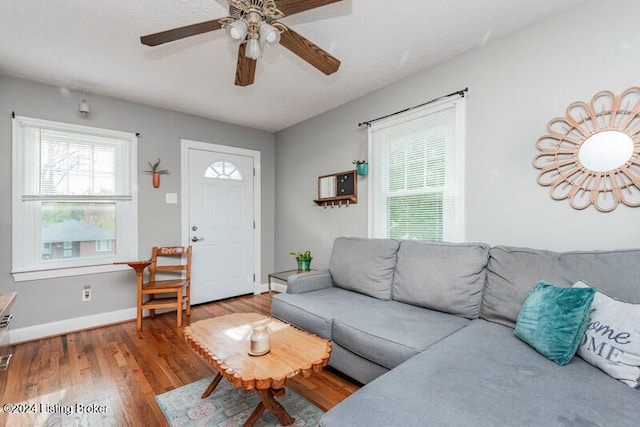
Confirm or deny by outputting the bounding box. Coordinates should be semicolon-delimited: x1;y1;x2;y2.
274;0;640;271
0;76;275;330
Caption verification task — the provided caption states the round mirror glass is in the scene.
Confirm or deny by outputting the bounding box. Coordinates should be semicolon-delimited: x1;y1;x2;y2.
578;130;634;172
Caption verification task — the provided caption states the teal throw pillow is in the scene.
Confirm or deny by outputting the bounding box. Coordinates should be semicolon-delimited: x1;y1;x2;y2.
515;281;596;366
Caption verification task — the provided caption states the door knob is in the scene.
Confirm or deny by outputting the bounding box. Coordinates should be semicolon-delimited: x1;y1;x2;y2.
191;236;204;242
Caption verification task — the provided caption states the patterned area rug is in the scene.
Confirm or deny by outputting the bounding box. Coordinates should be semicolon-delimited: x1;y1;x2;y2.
155;376;324;427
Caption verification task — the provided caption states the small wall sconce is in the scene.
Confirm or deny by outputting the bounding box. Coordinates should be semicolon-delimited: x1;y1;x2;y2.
79;89;90;116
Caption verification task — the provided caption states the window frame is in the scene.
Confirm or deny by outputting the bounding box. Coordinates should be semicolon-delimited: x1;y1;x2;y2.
96;240;113;252
205;160;244;180
12;116;138;282
368;97;466;241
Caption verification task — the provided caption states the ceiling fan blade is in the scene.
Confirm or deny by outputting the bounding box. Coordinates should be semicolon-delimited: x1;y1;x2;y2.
279;27;340;75
140;19;224;46
235;44;257;86
277;0;343;17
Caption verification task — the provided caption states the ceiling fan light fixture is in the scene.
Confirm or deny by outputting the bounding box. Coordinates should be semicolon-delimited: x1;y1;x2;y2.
259;23;280;45
139;0;342;87
227;20;248;40
246;37;262;59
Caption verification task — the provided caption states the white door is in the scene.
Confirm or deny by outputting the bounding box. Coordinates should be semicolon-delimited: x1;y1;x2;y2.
187;146;255;304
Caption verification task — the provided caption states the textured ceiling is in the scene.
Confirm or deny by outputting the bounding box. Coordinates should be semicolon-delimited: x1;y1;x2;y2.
0;0;585;132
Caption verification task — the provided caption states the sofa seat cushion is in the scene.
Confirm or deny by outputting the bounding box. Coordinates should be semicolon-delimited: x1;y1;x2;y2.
332;301;470;369
393;240;489;319
329;237;400;300
271;287;384;339
320;319;640;427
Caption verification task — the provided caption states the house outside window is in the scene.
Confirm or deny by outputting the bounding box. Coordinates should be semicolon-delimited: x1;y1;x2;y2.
368;97;465;242
12;116;137;281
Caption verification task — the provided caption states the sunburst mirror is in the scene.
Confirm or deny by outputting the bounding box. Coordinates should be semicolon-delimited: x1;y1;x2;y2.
533;87;640;212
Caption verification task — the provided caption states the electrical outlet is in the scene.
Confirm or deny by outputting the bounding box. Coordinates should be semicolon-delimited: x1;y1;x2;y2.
82;286;91;302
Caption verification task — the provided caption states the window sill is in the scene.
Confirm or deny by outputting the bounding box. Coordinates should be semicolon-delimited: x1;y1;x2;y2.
12;263;131;282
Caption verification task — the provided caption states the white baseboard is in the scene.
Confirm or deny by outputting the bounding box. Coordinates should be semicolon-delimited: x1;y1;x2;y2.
11;307;137;344
271;282;287;293
13;284;287;344
254;282;287;295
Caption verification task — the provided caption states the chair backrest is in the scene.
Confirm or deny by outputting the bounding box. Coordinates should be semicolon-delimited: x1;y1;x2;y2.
148;246;192;283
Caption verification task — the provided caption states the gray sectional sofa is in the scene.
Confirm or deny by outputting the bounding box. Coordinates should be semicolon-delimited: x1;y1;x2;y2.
271;237;640;426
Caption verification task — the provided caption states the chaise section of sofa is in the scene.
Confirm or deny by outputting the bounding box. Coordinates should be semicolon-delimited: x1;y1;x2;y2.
320;319;640;427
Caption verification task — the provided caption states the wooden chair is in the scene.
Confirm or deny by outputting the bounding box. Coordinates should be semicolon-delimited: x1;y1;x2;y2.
137;246;192;331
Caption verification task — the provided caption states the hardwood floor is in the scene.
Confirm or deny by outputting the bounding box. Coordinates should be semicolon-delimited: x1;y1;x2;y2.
0;294;359;426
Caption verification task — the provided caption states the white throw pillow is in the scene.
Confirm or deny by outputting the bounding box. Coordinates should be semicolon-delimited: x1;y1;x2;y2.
573;281;640;389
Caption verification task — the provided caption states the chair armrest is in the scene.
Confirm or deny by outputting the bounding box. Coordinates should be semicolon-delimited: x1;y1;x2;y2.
286;270;334;294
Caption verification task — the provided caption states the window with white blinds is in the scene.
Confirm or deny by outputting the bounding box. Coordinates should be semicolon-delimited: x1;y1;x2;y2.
19;125;133;200
369;97;465;241
12;116;138;281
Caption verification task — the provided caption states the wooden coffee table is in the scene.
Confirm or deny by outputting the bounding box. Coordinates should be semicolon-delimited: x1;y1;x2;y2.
183;313;331;426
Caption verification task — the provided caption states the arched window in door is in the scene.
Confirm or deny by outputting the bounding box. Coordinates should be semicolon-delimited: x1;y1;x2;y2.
204;160;243;180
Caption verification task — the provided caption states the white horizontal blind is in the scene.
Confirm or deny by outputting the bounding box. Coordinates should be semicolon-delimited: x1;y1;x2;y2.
17;118;134;200
369;98;465;241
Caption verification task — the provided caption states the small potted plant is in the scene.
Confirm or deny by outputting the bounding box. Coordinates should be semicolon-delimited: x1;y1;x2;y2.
353;160;368;176
289;250;313;272
144;158;170;188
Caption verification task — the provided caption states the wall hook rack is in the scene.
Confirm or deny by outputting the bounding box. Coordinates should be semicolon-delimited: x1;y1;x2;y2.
323;199;351;209
314;170;358;208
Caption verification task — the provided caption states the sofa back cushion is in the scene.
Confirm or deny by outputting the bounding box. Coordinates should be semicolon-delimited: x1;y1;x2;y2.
329;237;400;300
482;246;640;328
392;241;489;319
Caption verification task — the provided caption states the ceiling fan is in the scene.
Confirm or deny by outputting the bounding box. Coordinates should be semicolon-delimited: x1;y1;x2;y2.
140;0;342;87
